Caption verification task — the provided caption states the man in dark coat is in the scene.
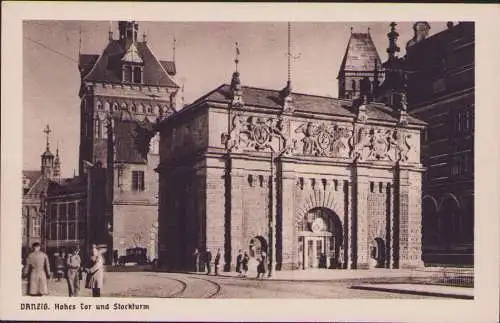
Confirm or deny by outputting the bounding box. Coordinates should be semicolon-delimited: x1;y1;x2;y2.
66;246;82;297
214;249;221;276
236;249;243;276
25;243;51;296
205;249;212;275
192;248;200;272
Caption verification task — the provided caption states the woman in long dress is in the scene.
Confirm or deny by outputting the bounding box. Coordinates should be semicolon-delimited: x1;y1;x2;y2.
85;245;104;297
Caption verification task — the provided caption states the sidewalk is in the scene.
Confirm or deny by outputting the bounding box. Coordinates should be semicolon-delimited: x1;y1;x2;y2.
186;268;434;282
350;283;474;299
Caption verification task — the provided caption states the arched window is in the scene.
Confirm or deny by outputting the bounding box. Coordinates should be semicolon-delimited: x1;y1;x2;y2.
104;101;110;111
96;101;103;110
138;104;145;114
147;106;153;114
121;103;127;111
94;119;101;139
131;104;137;113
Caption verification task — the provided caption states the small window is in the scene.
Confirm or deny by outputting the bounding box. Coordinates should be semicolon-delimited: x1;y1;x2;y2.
147;106;153;114
131;105;137;113
133;66;142;83
112;102;119;111
123;65;132;83
32;216;41;237
132;171;145;191
96;101;103;110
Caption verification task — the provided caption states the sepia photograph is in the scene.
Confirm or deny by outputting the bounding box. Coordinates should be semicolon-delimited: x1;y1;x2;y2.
20;19;474;299
2;2;499;322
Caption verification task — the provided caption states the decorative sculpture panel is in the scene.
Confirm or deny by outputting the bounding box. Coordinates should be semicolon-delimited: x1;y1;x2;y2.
225;114;292;155
224;116;414;163
293;122;352;158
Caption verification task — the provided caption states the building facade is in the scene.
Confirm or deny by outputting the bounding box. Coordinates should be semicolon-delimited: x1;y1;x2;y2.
77;21;178;261
157;46;426;271
405;22;474;265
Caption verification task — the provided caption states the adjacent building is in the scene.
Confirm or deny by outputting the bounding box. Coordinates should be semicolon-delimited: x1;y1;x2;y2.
405;22;474;265
157;25;426;272
77;21;179;261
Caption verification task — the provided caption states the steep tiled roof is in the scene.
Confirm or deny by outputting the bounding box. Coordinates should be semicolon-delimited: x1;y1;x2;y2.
160;60;176;76
192;84;425;125
338;33;383;77
23;170;42;187
79;40;178;88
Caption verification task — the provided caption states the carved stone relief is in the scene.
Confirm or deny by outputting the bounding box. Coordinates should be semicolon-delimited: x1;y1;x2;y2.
225;114;292;154
293;122;352;158
224;116;415;163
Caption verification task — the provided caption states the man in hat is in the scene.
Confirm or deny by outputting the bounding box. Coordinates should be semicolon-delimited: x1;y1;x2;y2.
24;242;51;296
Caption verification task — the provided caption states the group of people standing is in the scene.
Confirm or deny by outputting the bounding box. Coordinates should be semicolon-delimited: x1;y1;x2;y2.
22;242;104;297
192;248;268;279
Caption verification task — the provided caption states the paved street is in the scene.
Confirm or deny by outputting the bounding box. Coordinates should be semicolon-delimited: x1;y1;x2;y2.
22;271;441;299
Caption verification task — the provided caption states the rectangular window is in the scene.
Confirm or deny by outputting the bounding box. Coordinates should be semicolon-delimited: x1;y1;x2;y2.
68;203;76;220
59;223;67;240
50;204;57;220
31;217;41;237
123;65;132;82
51;221;57;240
133;66;142;83
68;222;76;240
59;204;67;220
78;221;85;239
132;171;145;191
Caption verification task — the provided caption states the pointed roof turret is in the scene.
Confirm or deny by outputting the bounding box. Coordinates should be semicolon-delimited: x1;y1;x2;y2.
337;30;383;79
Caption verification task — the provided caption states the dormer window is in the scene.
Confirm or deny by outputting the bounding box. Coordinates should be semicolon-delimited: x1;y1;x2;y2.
133;66;142;83
121;43;144;84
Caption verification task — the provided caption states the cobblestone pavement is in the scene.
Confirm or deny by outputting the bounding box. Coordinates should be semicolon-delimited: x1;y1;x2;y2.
22;271;440;299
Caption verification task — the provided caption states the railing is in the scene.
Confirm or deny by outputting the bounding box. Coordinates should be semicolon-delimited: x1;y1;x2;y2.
411;267;474;288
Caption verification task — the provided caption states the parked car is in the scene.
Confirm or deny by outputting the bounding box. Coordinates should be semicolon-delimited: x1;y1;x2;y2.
117;247;148;266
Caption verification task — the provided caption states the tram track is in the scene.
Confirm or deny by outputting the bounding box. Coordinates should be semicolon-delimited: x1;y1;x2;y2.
187;276;222;298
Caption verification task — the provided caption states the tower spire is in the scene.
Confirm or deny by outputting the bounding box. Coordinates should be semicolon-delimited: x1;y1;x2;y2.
43;124;51;151
172;36;176;63
287;22;291;88
234;41;240;72
78;25;82;56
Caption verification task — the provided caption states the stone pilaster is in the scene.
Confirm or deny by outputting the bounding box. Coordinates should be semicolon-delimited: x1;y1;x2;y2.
278;168;296;270
205;166;226;255
399;169;424;268
228;167;244;271
345;181;355;269
354;167;369;269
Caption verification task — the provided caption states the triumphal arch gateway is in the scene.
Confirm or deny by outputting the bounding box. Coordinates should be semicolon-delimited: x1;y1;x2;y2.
157;72;425;271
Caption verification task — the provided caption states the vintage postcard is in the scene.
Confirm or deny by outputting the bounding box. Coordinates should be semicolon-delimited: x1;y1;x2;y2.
1;2;499;322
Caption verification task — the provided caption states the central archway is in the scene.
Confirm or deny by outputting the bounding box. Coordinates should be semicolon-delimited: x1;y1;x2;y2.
297;207;342;269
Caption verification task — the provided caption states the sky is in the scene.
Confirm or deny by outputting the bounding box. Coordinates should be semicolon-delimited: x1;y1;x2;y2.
23;21;447;177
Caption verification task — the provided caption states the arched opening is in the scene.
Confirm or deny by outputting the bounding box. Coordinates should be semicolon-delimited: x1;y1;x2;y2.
422;196;439;247
439;195;461;247
249;236;267;259
369;237;386;268
297;207;342;270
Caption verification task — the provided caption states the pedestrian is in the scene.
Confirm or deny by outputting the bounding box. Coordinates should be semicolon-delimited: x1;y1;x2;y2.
54;250;66;282
214;249;221;276
193;248;200;272
85;244;104;297
24;242;51;296
205;248;212;275
241;251;249;277
256;251;266;279
236;249;243;276
66;246;81;297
